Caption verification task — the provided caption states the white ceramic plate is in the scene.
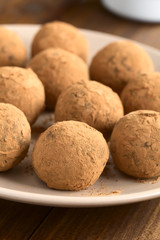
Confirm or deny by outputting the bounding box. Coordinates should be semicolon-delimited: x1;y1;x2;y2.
0;24;160;207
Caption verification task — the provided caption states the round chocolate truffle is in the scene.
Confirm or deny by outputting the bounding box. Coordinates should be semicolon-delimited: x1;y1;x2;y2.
32;121;109;191
0;103;31;171
0;67;45;125
55;81;124;138
110;110;160;179
32;21;88;61
121;72;160;114
27;48;89;109
90;41;154;94
0;27;27;67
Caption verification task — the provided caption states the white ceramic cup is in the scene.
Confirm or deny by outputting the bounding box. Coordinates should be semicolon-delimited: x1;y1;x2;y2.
101;0;160;22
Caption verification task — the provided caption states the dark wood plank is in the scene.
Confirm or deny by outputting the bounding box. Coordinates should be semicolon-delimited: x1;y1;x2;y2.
59;0;160;49
0;199;51;240
0;0;74;24
30;199;160;240
0;1;160;240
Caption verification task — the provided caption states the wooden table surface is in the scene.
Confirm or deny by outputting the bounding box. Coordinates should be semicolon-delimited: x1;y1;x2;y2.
1;1;160;239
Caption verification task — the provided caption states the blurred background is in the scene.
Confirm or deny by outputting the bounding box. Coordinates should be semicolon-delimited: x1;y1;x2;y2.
1;0;160;50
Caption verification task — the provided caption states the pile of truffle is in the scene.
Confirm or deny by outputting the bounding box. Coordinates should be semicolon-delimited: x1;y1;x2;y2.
0;21;160;192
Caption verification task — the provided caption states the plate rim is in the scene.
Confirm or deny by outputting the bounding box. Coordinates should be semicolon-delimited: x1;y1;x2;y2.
4;23;160;57
0;24;160;207
0;185;160;207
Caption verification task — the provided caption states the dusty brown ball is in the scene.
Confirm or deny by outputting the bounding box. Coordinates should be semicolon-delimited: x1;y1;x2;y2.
27;48;89;109
110;110;160;179
55;81;124;138
32;21;88;62
0;67;45;125
0;103;31;171
32;121;109;191
90;41;154;94
121;72;160;114
0;27;27;67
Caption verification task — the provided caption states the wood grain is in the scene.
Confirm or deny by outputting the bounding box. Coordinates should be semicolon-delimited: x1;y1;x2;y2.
59;0;160;50
30;199;160;240
0;1;160;240
0;199;51;240
0;0;74;23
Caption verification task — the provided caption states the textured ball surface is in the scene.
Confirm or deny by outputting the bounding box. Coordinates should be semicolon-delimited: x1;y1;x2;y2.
27;48;89;109
32;21;88;61
90;41;154;94
0;67;45;124
121;72;160;114
55;81;124;138
32;121;109;191
0;27;27;67
0;103;31;171
110;110;160;179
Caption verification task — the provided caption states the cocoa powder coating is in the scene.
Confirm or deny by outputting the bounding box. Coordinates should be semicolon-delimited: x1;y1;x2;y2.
32;21;88;62
90;41;154;94
0;103;31;171
0;67;45;124
27;48;89;109
55;81;124;138
32;121;109;191
121;72;160;114
110;110;160;179
0;27;27;67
